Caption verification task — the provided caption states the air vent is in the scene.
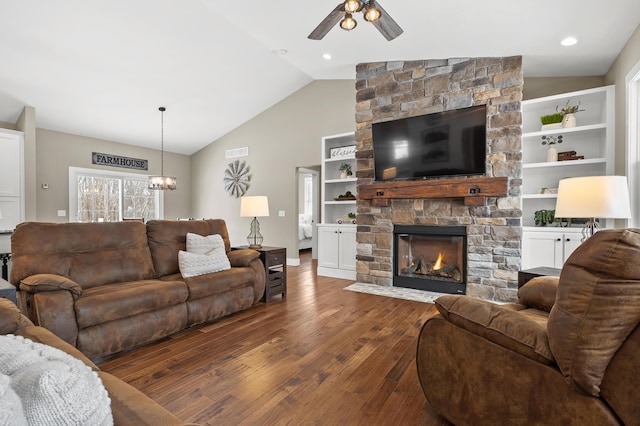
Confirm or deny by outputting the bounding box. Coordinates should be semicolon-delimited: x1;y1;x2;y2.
225;147;249;159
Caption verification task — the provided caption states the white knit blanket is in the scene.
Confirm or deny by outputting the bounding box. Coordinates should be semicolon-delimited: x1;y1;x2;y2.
0;334;113;426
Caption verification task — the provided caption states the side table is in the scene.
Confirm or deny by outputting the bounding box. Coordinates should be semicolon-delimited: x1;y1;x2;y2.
517;267;562;288
235;246;286;302
0;277;17;304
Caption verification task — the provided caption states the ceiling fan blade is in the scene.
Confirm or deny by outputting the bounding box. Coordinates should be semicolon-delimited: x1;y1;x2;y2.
370;1;404;41
308;3;345;40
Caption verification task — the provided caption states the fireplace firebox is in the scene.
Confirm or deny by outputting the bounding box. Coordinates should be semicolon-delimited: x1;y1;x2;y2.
393;225;467;294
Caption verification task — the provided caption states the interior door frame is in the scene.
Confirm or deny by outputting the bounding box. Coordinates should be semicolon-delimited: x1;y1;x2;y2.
297;167;320;259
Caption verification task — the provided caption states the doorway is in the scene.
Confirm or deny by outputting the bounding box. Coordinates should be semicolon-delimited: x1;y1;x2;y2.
297;167;320;259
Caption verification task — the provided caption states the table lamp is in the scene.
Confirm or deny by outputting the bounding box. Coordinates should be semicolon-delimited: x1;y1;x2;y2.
554;176;631;242
240;196;270;248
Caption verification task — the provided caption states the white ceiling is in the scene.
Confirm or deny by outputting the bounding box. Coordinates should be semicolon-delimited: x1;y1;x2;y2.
0;1;638;155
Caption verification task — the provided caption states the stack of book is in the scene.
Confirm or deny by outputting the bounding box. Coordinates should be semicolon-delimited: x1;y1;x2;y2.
558;150;584;161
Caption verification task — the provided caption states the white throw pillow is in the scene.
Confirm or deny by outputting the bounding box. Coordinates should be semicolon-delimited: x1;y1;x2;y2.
0;372;28;426
185;232;226;255
178;249;231;278
0;334;113;426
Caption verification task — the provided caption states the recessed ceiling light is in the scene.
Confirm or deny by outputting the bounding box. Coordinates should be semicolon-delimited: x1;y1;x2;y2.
322;53;332;60
560;37;578;46
273;49;288;55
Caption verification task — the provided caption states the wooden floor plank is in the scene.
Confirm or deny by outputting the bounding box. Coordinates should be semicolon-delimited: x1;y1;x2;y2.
98;251;450;425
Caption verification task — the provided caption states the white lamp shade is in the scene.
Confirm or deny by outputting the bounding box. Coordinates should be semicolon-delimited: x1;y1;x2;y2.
240;196;270;217
555;176;631;219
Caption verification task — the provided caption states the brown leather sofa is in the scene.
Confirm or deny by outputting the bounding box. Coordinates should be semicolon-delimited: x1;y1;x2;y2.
0;297;189;425
416;229;640;425
10;219;265;360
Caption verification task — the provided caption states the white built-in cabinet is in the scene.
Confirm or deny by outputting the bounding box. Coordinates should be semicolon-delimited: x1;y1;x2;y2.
316;224;356;279
0;128;25;254
521;85;614;269
521;228;583;269
317;132;357;280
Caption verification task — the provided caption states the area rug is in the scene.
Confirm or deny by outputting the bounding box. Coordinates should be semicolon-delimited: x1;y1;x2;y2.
344;282;447;304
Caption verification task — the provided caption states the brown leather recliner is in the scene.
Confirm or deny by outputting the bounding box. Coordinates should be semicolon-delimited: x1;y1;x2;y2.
10;219;265;360
416;229;640;425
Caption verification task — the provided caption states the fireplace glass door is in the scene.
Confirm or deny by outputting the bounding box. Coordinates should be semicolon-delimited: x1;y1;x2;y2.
393;225;466;294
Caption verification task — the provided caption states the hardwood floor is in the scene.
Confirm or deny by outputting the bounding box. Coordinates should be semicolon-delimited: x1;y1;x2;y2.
98;251;449;425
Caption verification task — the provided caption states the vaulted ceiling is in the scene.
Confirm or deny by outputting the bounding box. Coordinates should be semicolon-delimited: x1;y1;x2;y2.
1;1;638;155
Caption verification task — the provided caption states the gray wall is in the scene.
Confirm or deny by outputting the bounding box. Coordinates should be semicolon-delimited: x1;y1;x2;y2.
523;76;605;100
606;24;640;175
36;128;191;222
191;80;356;261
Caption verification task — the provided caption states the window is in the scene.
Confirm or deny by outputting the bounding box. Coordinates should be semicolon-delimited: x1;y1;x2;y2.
69;167;163;222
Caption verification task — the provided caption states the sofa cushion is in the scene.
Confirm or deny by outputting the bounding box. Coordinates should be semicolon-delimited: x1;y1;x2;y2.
0;334;113;425
146;219;232;277
435;295;554;364
10;221;155;290
185;267;255;299
518;275;559;312
178;249;231;278
548;229;640;397
75;279;188;329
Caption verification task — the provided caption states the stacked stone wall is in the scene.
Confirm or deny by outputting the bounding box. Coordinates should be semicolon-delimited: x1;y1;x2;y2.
355;57;523;302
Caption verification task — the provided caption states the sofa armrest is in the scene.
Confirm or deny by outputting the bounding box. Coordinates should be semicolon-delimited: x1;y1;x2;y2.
19;274;82;300
435;295;554;364
27;291;79;348
0;297;33;334
518;275;559;312
227;249;260;267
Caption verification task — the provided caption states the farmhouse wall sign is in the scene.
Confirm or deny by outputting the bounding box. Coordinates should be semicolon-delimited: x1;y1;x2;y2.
92;152;148;171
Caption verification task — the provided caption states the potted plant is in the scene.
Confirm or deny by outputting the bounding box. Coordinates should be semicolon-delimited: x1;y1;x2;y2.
557;100;584;128
339;163;352;179
541;135;563;162
540;112;564;130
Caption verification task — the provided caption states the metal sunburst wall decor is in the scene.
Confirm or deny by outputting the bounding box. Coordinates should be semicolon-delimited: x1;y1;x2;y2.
224;160;252;198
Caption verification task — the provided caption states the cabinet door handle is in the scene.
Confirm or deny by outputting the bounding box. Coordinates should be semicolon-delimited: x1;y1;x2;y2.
556;238;561;241
566;238;571;242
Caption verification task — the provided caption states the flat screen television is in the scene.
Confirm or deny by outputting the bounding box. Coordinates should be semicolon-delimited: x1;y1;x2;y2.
372;105;487;181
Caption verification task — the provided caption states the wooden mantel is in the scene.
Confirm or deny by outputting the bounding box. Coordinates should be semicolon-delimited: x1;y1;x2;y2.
358;176;509;207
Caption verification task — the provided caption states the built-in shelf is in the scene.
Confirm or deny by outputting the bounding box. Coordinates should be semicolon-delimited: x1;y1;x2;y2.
522;193;558;199
523;158;606;169
324;155;355;163
523;123;606;139
325;178;357;184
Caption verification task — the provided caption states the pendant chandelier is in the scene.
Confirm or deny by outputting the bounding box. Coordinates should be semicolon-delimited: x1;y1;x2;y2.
148;106;177;190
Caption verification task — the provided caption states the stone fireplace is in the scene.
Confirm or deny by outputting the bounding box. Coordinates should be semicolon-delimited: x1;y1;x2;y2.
354;57;523;302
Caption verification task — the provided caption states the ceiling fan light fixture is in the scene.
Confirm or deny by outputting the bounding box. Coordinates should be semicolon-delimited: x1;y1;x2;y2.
340;13;357;31
344;0;362;14
363;4;381;22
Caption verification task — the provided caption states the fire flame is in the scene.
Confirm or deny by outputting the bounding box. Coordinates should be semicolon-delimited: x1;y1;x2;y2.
433;253;444;271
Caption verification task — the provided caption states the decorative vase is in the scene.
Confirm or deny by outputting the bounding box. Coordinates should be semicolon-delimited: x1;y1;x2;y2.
562;113;576;128
340;172;348;179
546;146;558;162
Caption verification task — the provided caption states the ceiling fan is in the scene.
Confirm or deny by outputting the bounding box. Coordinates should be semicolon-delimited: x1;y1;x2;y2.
308;0;403;41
